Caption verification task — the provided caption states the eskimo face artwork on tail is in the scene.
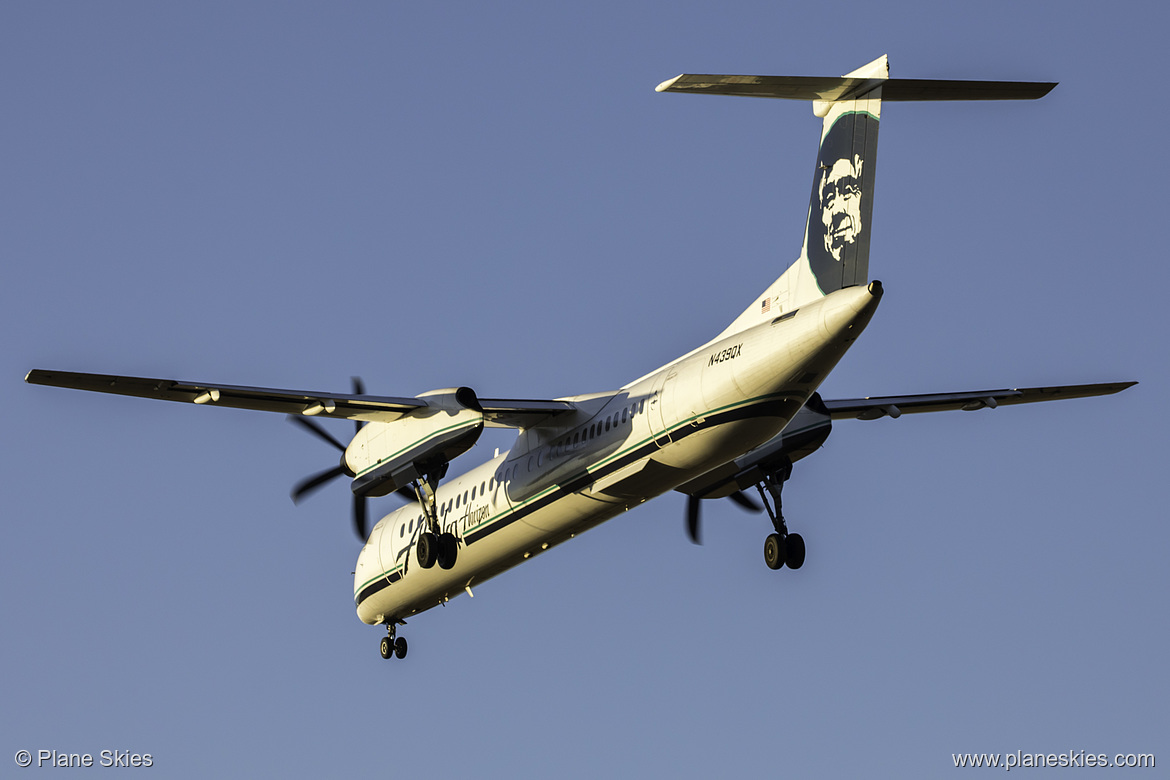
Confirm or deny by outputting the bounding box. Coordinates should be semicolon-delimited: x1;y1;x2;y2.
803;105;881;294
818;124;865;262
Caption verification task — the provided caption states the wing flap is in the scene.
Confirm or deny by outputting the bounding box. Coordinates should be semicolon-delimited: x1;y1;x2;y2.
822;381;1136;420
478;398;577;429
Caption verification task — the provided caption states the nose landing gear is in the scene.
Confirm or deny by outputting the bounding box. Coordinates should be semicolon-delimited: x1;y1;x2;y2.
380;622;408;660
754;461;805;571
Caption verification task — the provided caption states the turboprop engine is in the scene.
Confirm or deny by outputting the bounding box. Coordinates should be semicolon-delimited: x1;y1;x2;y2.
346;387;484;497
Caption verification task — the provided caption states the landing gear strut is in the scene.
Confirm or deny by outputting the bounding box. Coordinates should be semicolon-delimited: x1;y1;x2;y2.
411;467;460;570
380;622;408;660
754;460;805;571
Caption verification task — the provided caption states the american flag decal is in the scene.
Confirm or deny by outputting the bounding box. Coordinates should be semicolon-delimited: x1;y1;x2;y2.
761;298;771;314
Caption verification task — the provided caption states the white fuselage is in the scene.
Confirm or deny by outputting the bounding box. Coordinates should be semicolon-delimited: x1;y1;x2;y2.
354;283;881;625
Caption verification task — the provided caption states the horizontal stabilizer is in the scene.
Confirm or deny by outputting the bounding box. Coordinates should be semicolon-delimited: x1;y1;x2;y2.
823;381;1136;421
655;74;1055;102
25;369;576;428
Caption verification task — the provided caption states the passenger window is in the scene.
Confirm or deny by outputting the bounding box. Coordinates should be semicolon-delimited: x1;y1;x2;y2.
605;417;611;432
639;399;645;413
621;408;628;423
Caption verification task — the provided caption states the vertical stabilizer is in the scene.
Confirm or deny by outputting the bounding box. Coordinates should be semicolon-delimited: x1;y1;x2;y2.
655;57;1056;341
717;56;886;338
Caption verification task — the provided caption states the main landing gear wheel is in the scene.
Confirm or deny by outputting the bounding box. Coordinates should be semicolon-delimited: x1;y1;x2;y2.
764;533;787;570
393;636;408;659
380;636;393;659
785;532;805;570
756;461;806;572
437;532;459;570
417;532;438;569
410;473;459;571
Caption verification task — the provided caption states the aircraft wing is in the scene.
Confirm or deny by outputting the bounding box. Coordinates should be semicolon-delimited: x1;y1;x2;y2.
25;369;578;428
676;380;1136;509
821;381;1136;420
25;369;428;422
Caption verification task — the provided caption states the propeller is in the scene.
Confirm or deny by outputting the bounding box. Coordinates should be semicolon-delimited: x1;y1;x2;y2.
289;377;369;541
685;490;762;544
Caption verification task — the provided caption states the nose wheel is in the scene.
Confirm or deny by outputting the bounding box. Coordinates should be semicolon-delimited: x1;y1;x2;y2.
380;623;408;660
755;461;805;571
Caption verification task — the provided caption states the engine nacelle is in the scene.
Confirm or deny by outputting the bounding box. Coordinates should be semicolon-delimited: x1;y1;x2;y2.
345;387;484;497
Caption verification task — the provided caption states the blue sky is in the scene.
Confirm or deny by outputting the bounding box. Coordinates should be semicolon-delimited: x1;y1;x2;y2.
3;2;1164;777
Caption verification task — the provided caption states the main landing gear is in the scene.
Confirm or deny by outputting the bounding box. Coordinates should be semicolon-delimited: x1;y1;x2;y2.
411;469;460;571
755;461;805;571
380;622;408;660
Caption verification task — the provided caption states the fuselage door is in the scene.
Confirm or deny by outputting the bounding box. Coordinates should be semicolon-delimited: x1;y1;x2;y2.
652;369;678;446
377;513;410;582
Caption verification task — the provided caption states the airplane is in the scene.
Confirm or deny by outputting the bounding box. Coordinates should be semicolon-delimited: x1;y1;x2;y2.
26;56;1135;661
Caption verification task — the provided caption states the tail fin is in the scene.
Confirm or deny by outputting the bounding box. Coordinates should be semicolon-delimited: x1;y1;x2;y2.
656;55;1055;339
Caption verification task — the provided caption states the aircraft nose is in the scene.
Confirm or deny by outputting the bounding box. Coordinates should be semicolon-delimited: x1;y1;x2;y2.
353;542;379;617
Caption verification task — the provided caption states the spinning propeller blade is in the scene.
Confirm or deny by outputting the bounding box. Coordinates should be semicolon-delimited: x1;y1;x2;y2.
686;495;702;545
353;493;367;542
728;490;762;513
351;376;365;436
685;490;764;545
291;464;347;503
288;376;371;542
289;415;346;452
